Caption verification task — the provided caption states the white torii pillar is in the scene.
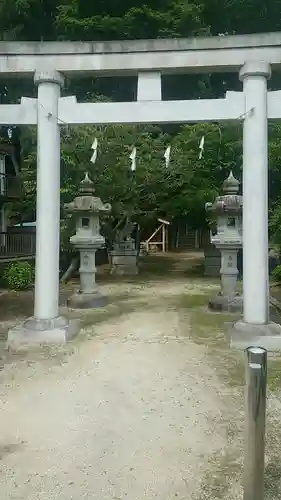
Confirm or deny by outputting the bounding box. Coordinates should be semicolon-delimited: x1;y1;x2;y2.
240;62;270;324
8;70;78;346
34;70;62;320
232;61;281;348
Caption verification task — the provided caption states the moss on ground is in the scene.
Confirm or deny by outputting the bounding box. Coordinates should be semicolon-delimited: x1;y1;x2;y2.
66;297;152;331
267;358;281;391
174;289;281;500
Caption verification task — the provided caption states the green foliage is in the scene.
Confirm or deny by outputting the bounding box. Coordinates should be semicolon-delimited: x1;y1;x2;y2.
2;0;281;247
272;265;281;283
269;200;281;246
15;119;244;232
268;124;281;249
55;0;207;41
201;0;281;36
4;0;281;42
3;261;35;291
0;0;59;41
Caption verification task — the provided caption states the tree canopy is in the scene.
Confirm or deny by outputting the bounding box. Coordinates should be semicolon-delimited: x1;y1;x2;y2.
1;0;281;246
2;0;281;41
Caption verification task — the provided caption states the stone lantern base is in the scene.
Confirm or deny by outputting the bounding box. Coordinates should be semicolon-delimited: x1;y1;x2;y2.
67;291;106;309
209;293;281;317
208;293;243;313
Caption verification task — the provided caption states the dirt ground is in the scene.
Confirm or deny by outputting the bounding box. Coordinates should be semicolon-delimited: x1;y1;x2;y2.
0;252;281;499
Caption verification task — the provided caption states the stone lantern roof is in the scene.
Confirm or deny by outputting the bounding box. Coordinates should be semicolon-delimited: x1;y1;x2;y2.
64;172;111;214
79;172;95;195
205;171;242;214
222;170;240;194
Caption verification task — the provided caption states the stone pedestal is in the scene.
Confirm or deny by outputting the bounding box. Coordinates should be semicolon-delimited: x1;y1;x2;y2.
204;245;221;277
67;244;107;309
230;320;281;351
7;316;79;347
110;240;139;275
67;292;106;309
229;296;281;350
209;245;243;313
209;293;243;313
111;250;138;275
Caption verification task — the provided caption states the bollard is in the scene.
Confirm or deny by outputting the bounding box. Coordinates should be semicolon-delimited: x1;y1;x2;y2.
244;346;267;500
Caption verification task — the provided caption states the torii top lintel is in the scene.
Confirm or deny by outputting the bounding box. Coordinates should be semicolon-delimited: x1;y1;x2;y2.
1;32;281;77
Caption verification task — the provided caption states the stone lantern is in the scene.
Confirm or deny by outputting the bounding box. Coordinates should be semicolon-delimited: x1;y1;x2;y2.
65;172;111;308
205;171;243;312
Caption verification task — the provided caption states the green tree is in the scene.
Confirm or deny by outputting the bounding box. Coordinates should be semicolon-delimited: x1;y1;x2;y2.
10;120;244;230
2;0;281;249
201;0;281;36
0;0;58;41
55;0;208;41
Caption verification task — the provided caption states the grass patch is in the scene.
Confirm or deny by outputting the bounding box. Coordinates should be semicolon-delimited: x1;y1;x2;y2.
177;293;210;309
191;308;236;330
139;255;176;276
179;292;281;498
267;358;281;391
183;263;205;277
189;307;246;388
66;297;152;330
173;288;281;499
177;297;245;499
175;294;246;389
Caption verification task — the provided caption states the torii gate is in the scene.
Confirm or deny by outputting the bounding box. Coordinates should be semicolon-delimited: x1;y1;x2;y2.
2;33;281;347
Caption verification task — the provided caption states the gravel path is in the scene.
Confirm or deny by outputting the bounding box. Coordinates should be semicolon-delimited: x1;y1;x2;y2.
0;294;231;499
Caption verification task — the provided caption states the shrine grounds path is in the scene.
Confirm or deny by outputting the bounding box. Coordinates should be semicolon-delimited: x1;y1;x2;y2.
1;252;281;499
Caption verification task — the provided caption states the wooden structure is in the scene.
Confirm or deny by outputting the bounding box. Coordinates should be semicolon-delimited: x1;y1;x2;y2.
143;218;170;253
0;127;35;262
0;230;36;262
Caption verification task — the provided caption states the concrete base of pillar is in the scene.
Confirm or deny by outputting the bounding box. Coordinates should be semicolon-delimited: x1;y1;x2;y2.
208;293;243;313
67;292;106;309
229;319;281;351
7;316;79;347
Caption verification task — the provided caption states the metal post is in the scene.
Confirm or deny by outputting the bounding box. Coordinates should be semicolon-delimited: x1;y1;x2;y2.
244;346;267;500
